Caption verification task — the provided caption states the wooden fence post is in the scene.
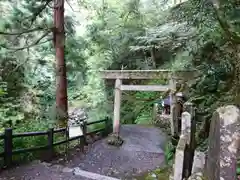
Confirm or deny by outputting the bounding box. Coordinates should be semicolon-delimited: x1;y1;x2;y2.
104;117;111;136
103;118;108;137
80;120;87;150
4;128;12;168
47;128;54;160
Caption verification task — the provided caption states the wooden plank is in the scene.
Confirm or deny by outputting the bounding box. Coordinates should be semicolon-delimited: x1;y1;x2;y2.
100;70;197;80
120;85;169;91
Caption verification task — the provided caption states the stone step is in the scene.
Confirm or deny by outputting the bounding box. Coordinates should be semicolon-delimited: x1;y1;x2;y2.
62;167;120;180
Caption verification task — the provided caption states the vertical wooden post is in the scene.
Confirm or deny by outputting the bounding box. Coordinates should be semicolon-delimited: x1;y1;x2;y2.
80;120;87;150
113;78;122;135
65;127;69;159
104;117;111;137
169;78;177;136
47;128;54;160
4;128;12;168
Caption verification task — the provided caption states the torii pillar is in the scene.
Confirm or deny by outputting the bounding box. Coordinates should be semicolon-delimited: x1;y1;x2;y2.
113;78;122;135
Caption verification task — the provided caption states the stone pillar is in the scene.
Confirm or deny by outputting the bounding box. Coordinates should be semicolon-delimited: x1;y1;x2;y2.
181;111;191;137
191;151;205;174
169;78;177;136
173;102;196;180
182;102;196;143
183;102;196;178
205;105;240;180
113;78;122;135
173;102;195;180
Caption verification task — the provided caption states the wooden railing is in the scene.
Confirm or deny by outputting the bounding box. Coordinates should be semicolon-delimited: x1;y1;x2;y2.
0;117;112;168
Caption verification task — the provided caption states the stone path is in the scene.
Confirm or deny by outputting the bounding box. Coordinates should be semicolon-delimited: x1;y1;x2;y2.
0;125;167;180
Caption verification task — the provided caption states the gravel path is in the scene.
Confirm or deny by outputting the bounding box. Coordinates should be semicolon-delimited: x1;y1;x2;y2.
0;161;92;180
64;125;167;179
0;125;167;180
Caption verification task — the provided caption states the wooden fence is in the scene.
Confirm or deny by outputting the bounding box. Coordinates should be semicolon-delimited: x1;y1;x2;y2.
0;117;112;168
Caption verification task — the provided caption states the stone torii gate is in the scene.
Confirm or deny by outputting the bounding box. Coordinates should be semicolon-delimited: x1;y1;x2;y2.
100;70;196;136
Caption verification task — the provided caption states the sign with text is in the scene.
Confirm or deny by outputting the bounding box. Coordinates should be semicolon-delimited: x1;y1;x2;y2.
68;126;83;138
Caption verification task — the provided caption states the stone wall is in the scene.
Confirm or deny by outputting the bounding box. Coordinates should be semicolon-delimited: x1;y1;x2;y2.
172;105;240;180
205;105;240;180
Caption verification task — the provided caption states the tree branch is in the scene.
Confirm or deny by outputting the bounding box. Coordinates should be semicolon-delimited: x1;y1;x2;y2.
66;0;82;12
0;31;52;52
6;58;30;78
0;27;48;36
29;0;52;26
212;2;240;44
0;0;52;36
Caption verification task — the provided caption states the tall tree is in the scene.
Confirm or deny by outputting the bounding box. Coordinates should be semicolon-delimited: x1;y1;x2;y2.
54;0;68;127
0;0;69;127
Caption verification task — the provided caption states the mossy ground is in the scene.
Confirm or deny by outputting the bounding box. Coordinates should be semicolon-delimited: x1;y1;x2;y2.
130;166;171;180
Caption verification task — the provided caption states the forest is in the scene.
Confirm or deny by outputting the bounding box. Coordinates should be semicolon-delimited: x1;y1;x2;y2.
0;0;239;165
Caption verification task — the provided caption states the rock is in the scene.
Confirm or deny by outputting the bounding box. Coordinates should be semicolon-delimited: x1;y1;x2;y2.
106;134;124;147
191;151;205;174
32;160;41;164
62;167;73;173
93;133;101;141
68;107;88;127
151;173;157;178
52;164;63;170
41;162;51;167
86;135;94;144
187;172;204;180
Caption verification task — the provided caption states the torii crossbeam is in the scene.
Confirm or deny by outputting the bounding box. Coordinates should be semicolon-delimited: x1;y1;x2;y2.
100;70;197;136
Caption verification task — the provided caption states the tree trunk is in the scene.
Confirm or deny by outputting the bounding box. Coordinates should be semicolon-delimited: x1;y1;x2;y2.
54;0;68;127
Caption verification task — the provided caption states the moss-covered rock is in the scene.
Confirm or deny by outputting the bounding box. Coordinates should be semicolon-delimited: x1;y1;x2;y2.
106;133;124;147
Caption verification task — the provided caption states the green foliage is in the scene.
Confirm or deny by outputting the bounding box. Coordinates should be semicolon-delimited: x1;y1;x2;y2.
164;141;175;165
133;166;170;180
121;79;167;125
0;0;87;163
237;159;240;175
0;120;49;163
